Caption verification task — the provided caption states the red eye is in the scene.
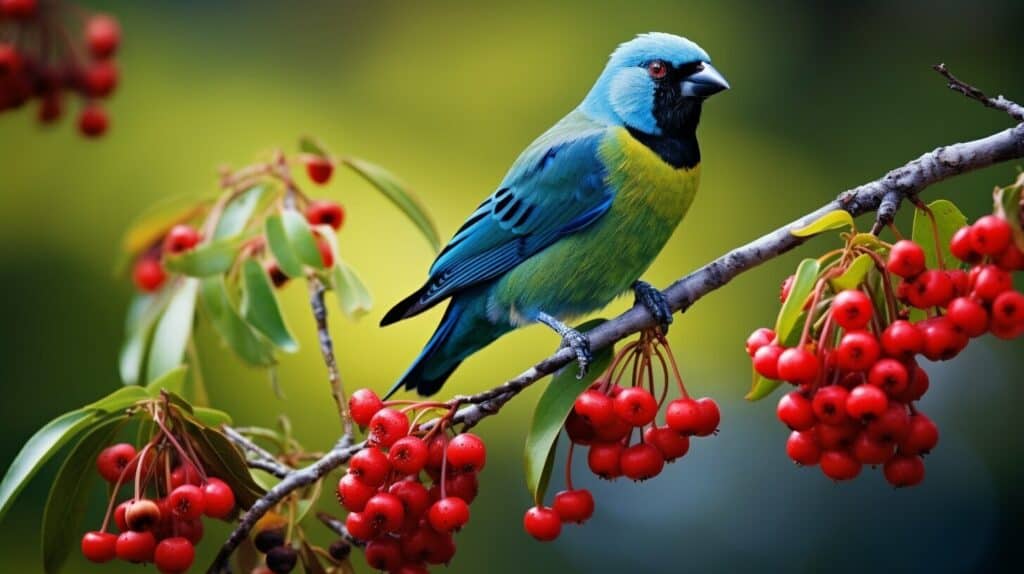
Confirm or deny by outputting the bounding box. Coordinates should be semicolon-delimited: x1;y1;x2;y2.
647;60;667;79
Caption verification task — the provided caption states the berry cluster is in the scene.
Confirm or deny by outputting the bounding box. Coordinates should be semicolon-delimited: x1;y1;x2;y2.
749;208;1023;486
80;440;236;573
524;329;720;542
0;0;121;137
336;388;486;573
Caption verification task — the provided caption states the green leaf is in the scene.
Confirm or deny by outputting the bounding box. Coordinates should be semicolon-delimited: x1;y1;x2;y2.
119;292;169;385
849;232;884;249
266;214;305;278
42;415;124;573
199;277;277;367
163;238;243;277
192;407;233;427
215;185;272;240
994;179;1024;250
773;258;821;346
829;254;874;292
241;259;299;352
318;229;373;318
282;209;325;269
181;418;266;508
116;194;211;275
299;136;329;158
791;209;855;237
745;373;781;401
0;409;99;521
85;385;151;412
524;319;611;505
342;156;440;252
147;278;200;383
145;365;189;397
912;199;967;269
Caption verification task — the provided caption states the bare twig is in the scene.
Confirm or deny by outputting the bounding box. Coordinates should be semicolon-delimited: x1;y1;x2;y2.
316;512;366;548
308;276;354;438
208;69;1024;573
221;426;291;479
933;63;1024;122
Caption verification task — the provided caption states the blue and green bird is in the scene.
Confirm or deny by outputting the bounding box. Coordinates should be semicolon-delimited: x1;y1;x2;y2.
382;32;729;397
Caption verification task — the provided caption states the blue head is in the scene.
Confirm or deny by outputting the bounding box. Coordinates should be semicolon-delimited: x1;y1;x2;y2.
580;33;728;136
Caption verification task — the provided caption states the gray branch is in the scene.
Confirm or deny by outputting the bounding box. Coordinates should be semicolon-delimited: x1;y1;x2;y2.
207;69;1024;573
221;426;292;479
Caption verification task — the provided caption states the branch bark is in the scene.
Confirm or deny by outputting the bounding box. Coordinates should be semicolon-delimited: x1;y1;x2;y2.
207;69;1024;573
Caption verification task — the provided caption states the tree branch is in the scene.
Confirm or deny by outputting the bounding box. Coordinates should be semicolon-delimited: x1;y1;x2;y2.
207;69;1024;573
221;426;292;479
933;63;1024;122
308;276;355;438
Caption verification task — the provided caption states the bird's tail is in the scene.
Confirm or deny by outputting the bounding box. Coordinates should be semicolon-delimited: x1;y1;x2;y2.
385;293;510;398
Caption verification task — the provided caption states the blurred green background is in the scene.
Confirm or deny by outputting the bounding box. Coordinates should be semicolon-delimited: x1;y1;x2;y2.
3;0;1024;572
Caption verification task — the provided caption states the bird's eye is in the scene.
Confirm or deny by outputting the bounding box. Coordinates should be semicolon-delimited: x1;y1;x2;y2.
647;60;668;79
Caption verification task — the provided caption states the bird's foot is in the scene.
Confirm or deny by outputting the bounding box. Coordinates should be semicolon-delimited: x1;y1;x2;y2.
536;312;593;379
633;280;673;335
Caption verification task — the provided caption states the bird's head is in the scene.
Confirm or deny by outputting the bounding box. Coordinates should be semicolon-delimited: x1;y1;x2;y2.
580;32;728;137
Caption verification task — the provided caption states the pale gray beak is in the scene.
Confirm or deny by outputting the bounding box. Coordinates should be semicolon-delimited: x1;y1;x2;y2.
681;63;730;98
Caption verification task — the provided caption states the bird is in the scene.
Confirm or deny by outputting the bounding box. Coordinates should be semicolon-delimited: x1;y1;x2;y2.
381;32;729;397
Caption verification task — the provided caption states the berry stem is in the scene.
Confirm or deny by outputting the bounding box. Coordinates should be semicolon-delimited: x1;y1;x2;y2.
564;442;577;492
655;332;689;399
913;198;948;269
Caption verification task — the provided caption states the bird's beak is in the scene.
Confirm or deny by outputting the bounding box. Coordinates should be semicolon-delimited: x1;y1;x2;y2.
681;63;730;99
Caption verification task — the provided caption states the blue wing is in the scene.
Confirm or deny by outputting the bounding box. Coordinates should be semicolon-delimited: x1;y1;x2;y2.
381;111;614;326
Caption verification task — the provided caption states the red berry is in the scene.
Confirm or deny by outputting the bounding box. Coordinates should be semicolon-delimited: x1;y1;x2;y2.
523;506;562;541
693;397;721;436
866;403;911;444
389;436;429;475
919;316;968;361
994;242;1024;271
819;450;862;481
990;319;1024;340
665;397;702;434
587;442;623;479
886;240;927;278
815;421;858;450
445;471;480;504
553;489;595;524
752;344;784;379
777;347;819;384
114;501;130;532
745;328;776;356
991;290;1024;327
831;290;874;330
0;0;36;18
364;493;406;533
845;384;888;421
364;536;403;572
835;331;880;372
305;157;334;185
852;432;894;465
37;92;62;123
388;480;431;521
972;264;1013;302
428;497;470;533
867;358;909;396
883;455;925;487
170;463;201;488
899;413;939;455
880;320;923;360
96;443;137;483
201;478;236;519
946;296;990;337
896;363;930;403
592;414;631;442
345;511;375;541
970;215;1013;256
124;499;162;532
81;531;117;563
396;563;430;574
779;274;794;303
619;443;665;481
167;484;205;520
644;426;690;461
574;389;616;428
367;409;410;448
613;387;658;427
776;391;815;431
78;104;109;138
175;518;203;545
86;14;121;59
305;199;344;229
265;260;289;288
950;226;982;263
83;61;118;98
161;225;201;255
908;270;955;309
785;430;821;466
446;433;487;473
115;530;156;563
154;537;194;574
565;411;596;445
349;447;391;487
812;385;850;425
349;388;383;426
133;258;167;292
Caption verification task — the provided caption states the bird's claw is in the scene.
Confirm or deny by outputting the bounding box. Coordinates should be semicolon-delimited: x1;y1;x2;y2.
558;327;593;379
633;280;673;334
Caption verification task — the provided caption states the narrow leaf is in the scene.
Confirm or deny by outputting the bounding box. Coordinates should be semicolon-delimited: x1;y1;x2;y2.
791;209;855;237
85;385;151;413
145;365;189;397
745;372;781;401
163;238;243;277
116;194;211;274
241;258;299;352
146;278;200;383
119;292;168;385
199;277;277;367
299;136;329;158
829;254;874;292
912;199;967;269
215;186;271;240
0;409;99;521
773;259;821;345
524;319;611;505
332;257;373;319
192;407;233;427
994;180;1024;250
266;214;305;278
342;156;440;252
42;416;124;573
282;209;325;269
181;418;266;508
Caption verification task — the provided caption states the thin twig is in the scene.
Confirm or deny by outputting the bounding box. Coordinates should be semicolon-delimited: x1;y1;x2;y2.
933;63;1024;122
316;512;366;548
308;276;354;438
221;426;292;479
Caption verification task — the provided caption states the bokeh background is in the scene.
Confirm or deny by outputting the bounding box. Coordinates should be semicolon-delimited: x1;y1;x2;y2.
3;0;1024;572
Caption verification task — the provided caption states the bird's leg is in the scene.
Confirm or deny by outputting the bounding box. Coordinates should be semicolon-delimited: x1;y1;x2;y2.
536;312;593;379
632;280;673;334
